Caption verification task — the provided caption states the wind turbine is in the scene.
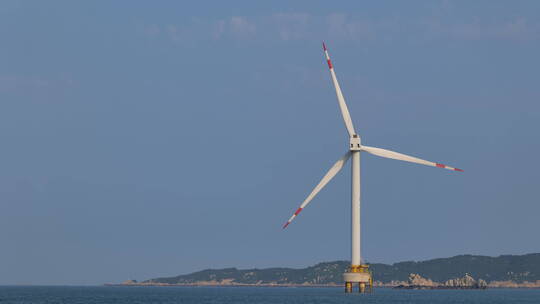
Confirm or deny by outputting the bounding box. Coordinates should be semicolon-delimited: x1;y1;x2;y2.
282;43;463;293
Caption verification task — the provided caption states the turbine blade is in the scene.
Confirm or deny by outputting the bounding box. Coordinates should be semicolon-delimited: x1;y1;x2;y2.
283;151;351;229
323;42;356;137
361;145;463;172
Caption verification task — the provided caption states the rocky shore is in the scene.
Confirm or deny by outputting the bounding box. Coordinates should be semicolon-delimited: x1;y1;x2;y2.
106;279;341;287
393;273;487;289
110;276;540;288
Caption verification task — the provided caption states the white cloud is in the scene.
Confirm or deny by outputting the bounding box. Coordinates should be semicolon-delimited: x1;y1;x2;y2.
272;13;310;41
498;17;538;40
212;20;226;40
229;16;256;38
434;17;539;41
140;12;540;44
326;13;376;41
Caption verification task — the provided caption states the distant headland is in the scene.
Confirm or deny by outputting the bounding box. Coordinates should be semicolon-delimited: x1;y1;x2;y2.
107;253;540;288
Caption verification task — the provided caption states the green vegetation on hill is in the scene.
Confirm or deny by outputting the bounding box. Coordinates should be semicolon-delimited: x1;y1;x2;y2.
145;253;540;285
371;254;540;283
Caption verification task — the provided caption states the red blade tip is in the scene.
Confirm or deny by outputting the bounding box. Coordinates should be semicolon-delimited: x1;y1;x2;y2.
322;42;327;51
282;222;290;229
455;168;464;172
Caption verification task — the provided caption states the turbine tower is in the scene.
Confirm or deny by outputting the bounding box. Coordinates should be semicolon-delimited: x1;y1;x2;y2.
283;43;463;293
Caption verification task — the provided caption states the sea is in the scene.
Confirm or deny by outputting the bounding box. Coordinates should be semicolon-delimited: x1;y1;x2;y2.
1;286;539;304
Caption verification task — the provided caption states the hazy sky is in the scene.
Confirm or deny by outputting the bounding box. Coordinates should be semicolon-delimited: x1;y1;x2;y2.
2;1;540;285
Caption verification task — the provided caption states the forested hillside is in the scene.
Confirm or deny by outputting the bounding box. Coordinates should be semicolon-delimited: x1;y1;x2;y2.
145;253;540;285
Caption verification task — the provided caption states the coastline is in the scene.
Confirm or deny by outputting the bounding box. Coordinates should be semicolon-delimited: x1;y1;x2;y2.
104;282;540;289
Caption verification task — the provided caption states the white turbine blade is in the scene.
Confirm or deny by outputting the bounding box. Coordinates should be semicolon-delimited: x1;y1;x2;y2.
361;145;463;172
283;152;351;229
323;42;356;137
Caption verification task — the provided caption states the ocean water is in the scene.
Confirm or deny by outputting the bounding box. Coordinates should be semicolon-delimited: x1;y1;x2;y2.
0;286;539;304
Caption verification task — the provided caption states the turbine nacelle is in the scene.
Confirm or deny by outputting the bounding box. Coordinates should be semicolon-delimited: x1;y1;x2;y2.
350;134;361;151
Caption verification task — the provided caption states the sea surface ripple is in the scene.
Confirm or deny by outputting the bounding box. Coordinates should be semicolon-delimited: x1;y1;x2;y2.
0;286;539;304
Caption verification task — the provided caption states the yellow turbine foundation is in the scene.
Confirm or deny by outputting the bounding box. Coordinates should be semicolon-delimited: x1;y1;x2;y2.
345;282;353;293
343;264;372;293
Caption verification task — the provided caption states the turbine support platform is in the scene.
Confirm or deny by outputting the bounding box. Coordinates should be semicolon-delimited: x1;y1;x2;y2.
344;264;372;293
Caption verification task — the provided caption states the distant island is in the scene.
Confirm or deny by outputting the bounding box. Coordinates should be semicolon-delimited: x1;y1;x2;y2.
110;253;540;288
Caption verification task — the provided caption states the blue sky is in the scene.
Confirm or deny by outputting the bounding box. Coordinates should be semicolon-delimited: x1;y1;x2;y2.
1;1;539;285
